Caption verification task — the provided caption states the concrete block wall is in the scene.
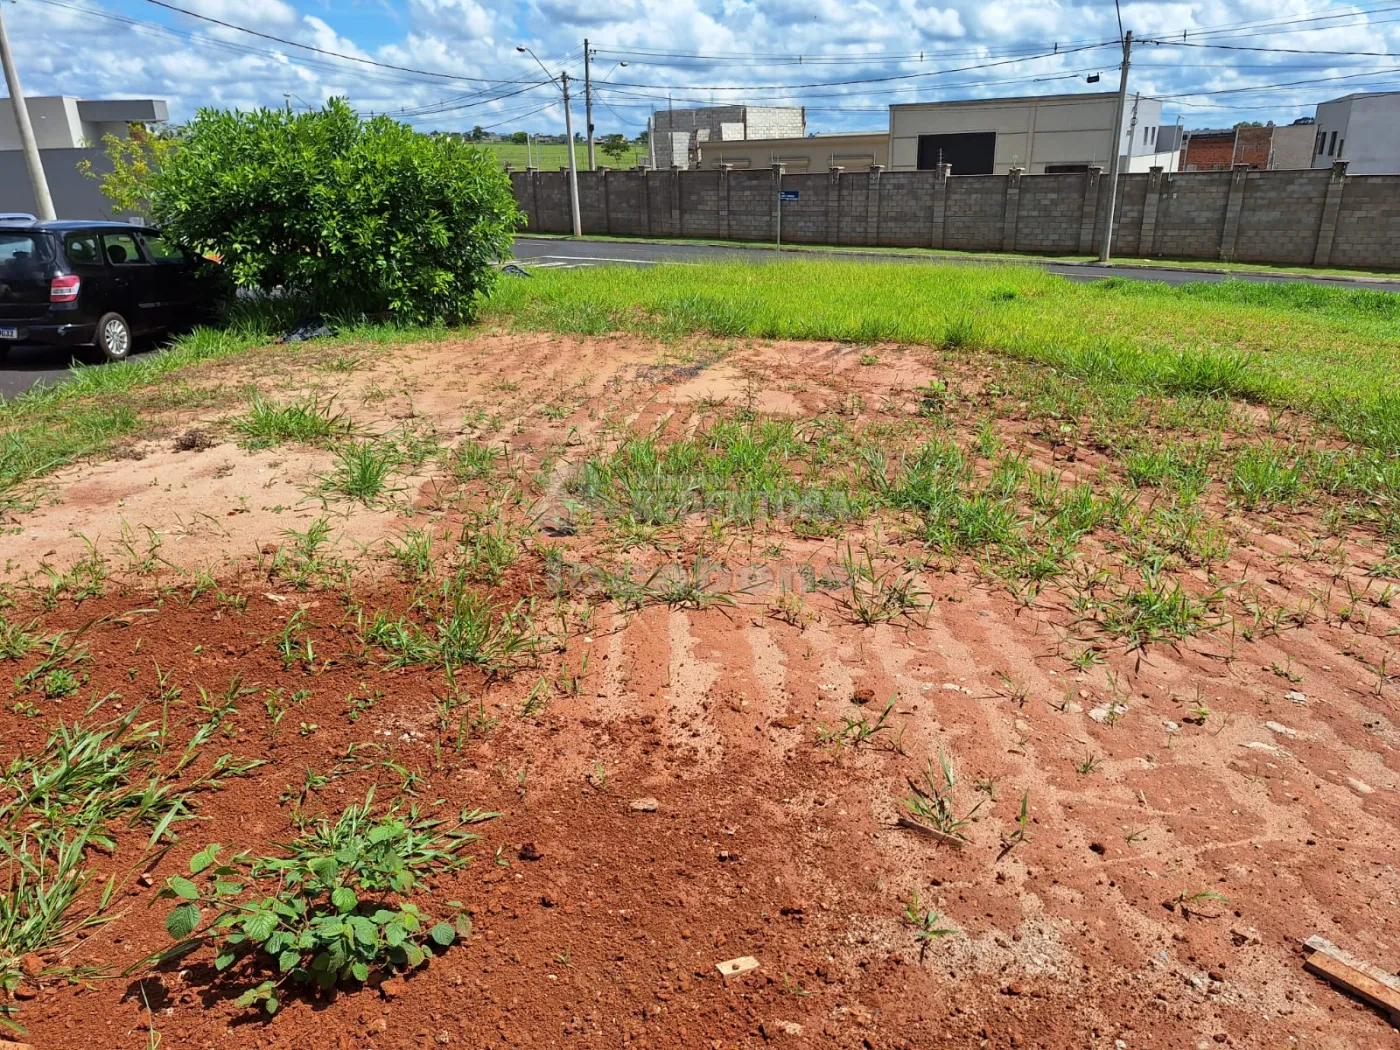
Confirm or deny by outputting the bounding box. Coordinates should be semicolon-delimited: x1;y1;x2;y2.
510;162;1400;270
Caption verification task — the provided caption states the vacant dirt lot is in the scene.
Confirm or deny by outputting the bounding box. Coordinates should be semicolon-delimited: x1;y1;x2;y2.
1;332;1397;1050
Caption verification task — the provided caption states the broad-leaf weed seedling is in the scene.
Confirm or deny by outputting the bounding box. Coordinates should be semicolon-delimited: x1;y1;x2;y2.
158;791;497;1015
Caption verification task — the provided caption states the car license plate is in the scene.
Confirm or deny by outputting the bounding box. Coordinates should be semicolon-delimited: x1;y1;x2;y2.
0;327;18;340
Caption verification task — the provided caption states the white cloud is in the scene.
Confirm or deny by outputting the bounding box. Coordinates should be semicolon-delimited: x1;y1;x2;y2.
4;0;1399;137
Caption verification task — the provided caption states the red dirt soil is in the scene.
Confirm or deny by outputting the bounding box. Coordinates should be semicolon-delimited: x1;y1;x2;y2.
2;335;1398;1050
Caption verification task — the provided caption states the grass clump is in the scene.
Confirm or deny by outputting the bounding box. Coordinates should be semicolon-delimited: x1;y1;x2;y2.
158;791;495;1015
233;394;351;448
320;441;400;506
0;710;260;1022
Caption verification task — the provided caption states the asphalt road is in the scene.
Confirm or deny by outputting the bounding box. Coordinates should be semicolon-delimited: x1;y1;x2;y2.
2;238;1394;399
0;343;105;400
511;236;1400;290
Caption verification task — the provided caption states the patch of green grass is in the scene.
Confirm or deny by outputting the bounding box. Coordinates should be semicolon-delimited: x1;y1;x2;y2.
0;710;260;1024
1229;444;1306;509
486;260;1400;450
320;441;400;505
232;394;351;448
479;141;640;171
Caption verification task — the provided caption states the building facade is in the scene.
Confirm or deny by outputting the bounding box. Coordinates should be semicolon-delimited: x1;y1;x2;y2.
0;96;169;150
697;132;888;171
648;106;805;169
1;96;169;220
888;92;1165;175
1311;93;1400;174
1181;122;1316;171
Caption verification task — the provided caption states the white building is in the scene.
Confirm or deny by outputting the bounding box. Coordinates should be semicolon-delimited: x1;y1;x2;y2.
1311;92;1400;174
888;92;1173;175
0;96;169;150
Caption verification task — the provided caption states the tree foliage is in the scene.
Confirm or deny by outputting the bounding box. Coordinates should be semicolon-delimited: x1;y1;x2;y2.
79;124;180;215
600;133;631;160
101;99;522;324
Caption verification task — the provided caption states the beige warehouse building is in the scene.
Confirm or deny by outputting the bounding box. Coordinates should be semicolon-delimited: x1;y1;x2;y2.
698;132;889;171
889;92;1172;174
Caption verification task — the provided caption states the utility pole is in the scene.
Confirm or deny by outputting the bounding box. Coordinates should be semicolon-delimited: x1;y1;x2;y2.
583;39;595;171
0;3;56;221
1098;30;1132;263
561;72;582;237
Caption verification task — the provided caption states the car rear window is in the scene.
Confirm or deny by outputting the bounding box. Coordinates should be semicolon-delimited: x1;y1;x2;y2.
65;233;102;266
0;233;55;275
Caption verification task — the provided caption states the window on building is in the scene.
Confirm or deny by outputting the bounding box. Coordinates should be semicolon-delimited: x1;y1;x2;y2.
1338;139;1345;158
916;132;996;174
1316;131;1325;155
1328;131;1337;156
1150;126;1157;146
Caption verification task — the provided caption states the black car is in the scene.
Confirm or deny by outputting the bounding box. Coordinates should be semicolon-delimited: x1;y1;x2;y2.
0;218;213;363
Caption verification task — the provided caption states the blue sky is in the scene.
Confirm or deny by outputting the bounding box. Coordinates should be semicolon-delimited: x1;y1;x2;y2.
5;0;1400;136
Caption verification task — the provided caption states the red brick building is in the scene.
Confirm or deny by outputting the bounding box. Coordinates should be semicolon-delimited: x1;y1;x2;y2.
1182;123;1316;170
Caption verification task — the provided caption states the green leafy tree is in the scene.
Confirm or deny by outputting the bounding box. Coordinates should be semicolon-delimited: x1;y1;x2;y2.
78;123;180;215
599;133;630;161
109;99;521;324
509;130;529;145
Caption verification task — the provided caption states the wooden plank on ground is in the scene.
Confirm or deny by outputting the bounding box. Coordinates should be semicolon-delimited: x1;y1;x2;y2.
1302;936;1400;1025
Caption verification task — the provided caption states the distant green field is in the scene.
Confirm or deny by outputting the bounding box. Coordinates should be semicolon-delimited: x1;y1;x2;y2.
480;142;645;171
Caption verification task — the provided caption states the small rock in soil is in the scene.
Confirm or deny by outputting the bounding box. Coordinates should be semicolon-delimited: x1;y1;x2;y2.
851;688;874;705
380;978;405;999
19;954;44;977
518;842;543;861
761;1020;804;1038
629;798;659;812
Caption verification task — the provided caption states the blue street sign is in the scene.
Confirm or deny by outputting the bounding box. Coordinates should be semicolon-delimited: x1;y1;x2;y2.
779;190;799;201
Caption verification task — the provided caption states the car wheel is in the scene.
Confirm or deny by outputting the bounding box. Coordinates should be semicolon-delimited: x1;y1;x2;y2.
96;312;133;362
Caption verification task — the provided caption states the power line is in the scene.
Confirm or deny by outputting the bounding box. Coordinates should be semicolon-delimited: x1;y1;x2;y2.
140;0;534;84
1146;64;1400;100
598;41;1115;92
1144;38;1400;59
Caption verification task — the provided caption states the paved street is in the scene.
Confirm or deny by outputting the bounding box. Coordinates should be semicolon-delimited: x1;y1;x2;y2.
511;236;1400;290
2;238;1394;399
0;343;101;400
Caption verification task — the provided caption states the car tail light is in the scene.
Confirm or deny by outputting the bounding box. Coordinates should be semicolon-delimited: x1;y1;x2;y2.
51;275;81;303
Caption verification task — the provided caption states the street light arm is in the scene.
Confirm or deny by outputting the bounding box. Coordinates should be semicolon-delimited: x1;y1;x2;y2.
516;46;558;88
